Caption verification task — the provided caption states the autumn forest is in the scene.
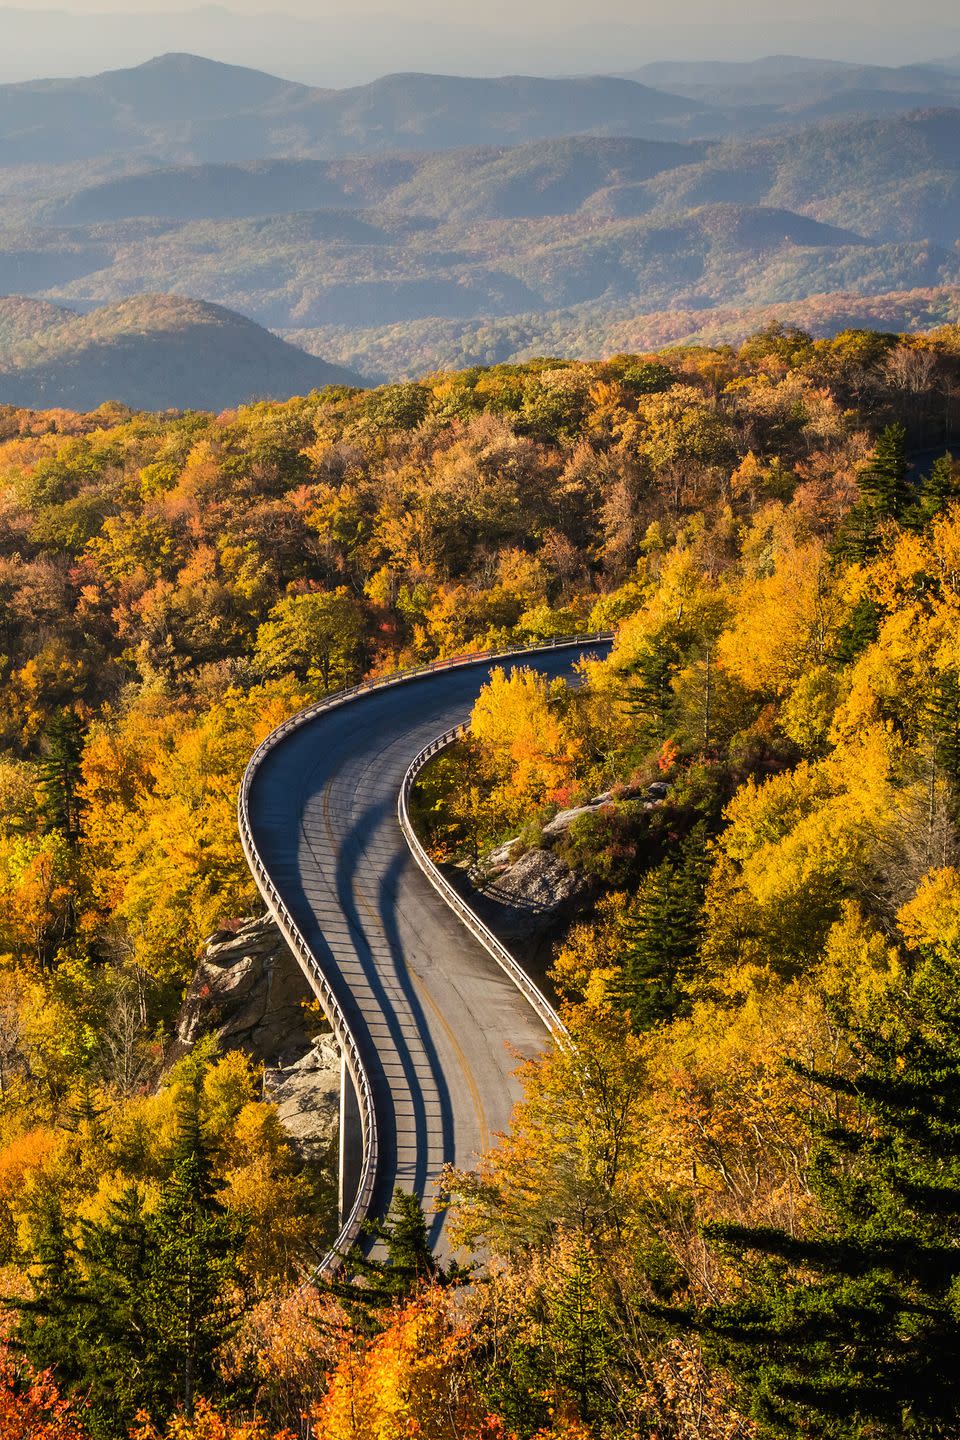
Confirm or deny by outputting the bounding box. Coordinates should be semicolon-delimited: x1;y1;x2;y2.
1;323;960;1437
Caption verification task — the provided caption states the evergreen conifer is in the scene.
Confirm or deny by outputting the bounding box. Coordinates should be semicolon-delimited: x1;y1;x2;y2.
37;709;85;842
13;1087;246;1437
615;824;709;1030
857;423;912;520
697;951;960;1438
327;1187;463;1331
928;670;960;782
548;1241;619;1423
919;453;960;519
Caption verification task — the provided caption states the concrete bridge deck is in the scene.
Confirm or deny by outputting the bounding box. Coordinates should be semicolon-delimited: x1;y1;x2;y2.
243;640;611;1258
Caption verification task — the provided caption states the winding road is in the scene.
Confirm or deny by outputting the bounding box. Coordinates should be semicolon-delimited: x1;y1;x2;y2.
240;638;611;1261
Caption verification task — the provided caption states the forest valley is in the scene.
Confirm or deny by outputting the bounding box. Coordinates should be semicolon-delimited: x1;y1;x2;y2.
0;324;959;1437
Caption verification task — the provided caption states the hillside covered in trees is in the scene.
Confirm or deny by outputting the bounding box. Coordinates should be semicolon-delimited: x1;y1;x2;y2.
5;57;960;390
0;295;362;411
0;323;959;1437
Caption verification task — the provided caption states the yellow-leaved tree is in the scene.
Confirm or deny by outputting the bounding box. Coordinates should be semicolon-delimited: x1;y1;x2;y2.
469;666;583;829
312;1289;493;1440
80;680;309;986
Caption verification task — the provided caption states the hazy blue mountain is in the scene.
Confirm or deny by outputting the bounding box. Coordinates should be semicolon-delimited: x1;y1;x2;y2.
2;113;958;357
0;54;706;173
47;104;960;239
0;294;364;410
45;138;707;226
4;51;960;190
48;162;369;225
0;54;310;165
629;57;858;85
627;56;960;99
639;108;960;244
2;56;960;386
620;56;960;137
366;137;707;221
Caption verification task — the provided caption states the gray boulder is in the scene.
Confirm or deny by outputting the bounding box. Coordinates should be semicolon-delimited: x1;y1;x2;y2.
471;846;592;943
178;915;318;1066
541;797;615;843
264;1037;341;1164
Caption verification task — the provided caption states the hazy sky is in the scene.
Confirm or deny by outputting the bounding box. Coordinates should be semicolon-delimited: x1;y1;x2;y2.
5;0;960;20
3;0;960;83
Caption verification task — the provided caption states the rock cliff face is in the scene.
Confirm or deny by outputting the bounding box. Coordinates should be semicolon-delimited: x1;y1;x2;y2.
176;915;340;1161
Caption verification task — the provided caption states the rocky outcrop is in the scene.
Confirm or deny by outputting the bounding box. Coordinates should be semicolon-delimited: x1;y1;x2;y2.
472;780;670;945
178;916;311;1063
176;915;340;1160
469;847;592;944
263;1038;340;1164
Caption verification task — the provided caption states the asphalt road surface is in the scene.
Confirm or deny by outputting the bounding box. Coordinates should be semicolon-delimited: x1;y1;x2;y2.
246;641;611;1256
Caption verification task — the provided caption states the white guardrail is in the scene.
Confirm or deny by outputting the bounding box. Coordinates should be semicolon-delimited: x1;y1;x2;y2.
399;725;572;1048
237;632;612;1273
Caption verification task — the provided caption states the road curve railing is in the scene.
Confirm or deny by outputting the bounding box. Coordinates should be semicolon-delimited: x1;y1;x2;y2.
237;631;612;1273
398;725;572;1049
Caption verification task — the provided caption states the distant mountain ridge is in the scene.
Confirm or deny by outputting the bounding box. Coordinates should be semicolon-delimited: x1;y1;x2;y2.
0;54;705;171
283;284;960;379
42;137;709;226
624;56;960;104
2;53;960;388
0;294;364;410
34;108;960;239
6;49;960;185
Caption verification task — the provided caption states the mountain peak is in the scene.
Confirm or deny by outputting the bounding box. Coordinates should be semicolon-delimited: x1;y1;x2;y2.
129;51;279;78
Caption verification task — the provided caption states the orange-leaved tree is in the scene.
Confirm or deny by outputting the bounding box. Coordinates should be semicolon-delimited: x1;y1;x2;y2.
0;1344;89;1440
130;1397;295;1440
311;1287;504;1440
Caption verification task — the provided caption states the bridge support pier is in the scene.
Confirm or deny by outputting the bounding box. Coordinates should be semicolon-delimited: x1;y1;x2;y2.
339;1053;363;1225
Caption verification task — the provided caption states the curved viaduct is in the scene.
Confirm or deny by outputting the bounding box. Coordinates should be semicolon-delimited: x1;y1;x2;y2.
240;637;612;1264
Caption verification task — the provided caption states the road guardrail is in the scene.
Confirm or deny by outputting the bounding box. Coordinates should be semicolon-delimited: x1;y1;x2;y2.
398;725;572;1048
237;631;612;1272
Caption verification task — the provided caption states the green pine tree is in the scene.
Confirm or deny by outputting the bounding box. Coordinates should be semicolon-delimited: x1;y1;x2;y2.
13;1088;247;1438
76;1187;168;1434
833;426;914;563
829;500;883;565
13;1197;88;1385
832;595;882;664
696;950;960;1439
13;1188;161;1437
475;1240;621;1436
857;423;912;520
37;708;85;842
624;625;687;742
548;1240;619;1424
147;1084;247;1419
615;825;709;1031
919;453;960;520
328;1187;464;1331
926;669;960;795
